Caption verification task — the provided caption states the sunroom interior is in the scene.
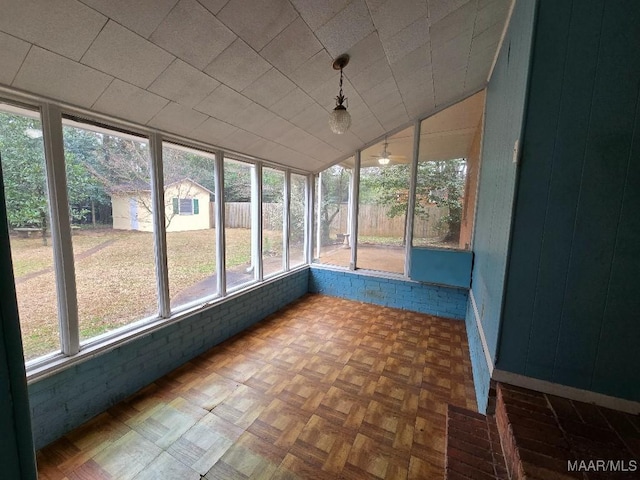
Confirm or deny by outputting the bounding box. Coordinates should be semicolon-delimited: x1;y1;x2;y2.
1;0;639;479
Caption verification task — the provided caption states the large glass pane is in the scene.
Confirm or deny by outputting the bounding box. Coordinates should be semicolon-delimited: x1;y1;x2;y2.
163;143;217;311
357;127;414;273
262;167;284;278
62;119;157;342
289;173;306;267
224;158;256;290
413;92;485;249
314;159;353;268
0;103;59;360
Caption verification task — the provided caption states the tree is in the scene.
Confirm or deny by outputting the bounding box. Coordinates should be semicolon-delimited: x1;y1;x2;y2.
360;159;467;243
0;112;50;242
319;165;350;246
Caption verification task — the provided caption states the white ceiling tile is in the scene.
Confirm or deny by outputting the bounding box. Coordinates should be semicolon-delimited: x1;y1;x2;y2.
79;0;179;38
360;76;400;107
81;21;174;88
343;32;386;77
347;112;385;140
151;0;236;70
290;0;351;31
13;47;112;107
148;59;220;108
260;18;322;75
148;102;208;136
226;101;275;132
428;0;473;25
92;79;169;124
380;15;430;65
430;1;476;46
396;64;432;92
217;0;298;51
244;138;279;158
205;39;271;91
194;84;253;119
348;57;393;96
377;104;410;130
242;68;297;108
290;103;329;132
309;75;358;111
0;0;106;61
390;44;431;77
471;21;503;54
315;0;375;58
314;130;363;152
221;128;262;151
289;50;337;94
251;115;295;140
364;0;387;12
475;0;511;35
198;0;231;15
270;88;315;120
0;32;30;86
371;0;428;40
191;116;238;144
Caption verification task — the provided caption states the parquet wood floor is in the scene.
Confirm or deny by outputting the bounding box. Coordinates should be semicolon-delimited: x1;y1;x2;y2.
37;294;477;479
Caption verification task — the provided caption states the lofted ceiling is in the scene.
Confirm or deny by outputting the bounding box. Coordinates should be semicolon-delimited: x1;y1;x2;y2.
0;0;511;172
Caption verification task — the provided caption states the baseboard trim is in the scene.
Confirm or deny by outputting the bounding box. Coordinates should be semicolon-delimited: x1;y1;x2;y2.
492;368;640;414
469;289;494;373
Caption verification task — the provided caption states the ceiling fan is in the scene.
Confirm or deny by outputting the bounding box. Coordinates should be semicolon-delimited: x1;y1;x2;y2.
371;137;404;165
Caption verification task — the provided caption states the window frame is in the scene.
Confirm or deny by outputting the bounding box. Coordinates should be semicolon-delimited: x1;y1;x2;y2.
0;92;309;379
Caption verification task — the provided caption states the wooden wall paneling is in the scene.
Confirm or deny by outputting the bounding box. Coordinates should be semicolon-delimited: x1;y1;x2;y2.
552;0;640;389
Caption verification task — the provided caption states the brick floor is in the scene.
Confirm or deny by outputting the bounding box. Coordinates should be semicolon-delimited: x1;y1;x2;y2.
445;404;509;479
496;383;640;480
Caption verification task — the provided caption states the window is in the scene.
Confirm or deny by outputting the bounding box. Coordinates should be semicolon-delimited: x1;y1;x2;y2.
412;92;484;250
0;103;59;361
173;197;199;215
62;118;157;342
1;93;318;368
289;173;306;267
357;126;414;273
262;167;284;278
163;143;217;311
224;157;257;291
314;159;354;268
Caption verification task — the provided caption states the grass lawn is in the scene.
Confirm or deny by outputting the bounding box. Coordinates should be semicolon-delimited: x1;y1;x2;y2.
11;227;258;361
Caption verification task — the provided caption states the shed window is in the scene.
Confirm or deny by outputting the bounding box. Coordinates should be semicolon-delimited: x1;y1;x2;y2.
173;197;198;215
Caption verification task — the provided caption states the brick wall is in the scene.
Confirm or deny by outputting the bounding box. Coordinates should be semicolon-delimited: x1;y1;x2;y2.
28;269;309;450
309;266;468;320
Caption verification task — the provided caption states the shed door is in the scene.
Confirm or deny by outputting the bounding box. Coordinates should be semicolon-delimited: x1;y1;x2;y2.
129;198;138;230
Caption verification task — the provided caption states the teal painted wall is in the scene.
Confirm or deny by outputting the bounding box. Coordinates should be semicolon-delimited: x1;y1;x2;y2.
498;0;640;402
28;270;309;449
0;164;37;479
409;248;473;288
465;0;537;410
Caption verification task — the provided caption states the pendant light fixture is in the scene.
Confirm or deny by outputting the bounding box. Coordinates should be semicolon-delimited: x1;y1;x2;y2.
378;137;391;165
328;54;351;135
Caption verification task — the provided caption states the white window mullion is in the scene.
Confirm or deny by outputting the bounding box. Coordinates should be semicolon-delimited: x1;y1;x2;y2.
404;120;421;277
41;103;79;355
252;163;263;282
283;170;290;271
149;133;170;318
349;152;361;271
305;174;313;265
314;172;321;262
214;151;226;296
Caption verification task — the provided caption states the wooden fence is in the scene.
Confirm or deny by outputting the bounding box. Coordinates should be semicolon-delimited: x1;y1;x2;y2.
215;202;446;239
